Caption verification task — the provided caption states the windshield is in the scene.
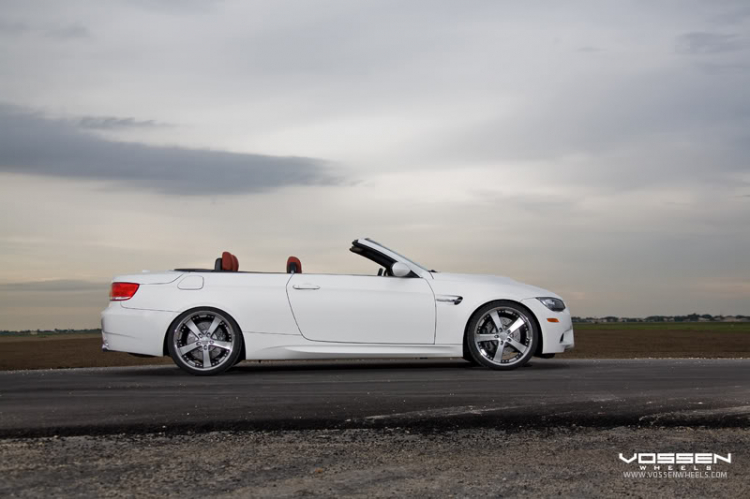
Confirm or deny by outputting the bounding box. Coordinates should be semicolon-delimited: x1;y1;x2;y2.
365;239;433;272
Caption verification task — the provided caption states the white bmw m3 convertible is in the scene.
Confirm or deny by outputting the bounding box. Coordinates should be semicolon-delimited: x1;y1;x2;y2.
101;238;574;375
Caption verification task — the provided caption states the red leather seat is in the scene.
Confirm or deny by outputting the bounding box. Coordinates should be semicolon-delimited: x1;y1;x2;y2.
216;251;239;272
287;256;302;274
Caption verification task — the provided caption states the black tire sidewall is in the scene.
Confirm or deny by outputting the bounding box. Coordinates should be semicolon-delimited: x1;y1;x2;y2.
167;307;243;376
465;300;538;370
462;335;481;365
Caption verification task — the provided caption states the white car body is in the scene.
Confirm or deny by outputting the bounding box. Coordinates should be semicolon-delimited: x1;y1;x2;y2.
101;239;574;363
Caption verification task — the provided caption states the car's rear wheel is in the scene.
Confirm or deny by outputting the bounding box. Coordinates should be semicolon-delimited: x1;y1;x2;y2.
466;300;538;370
167;308;242;376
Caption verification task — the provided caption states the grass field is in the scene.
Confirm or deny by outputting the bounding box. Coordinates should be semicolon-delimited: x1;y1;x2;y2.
0;323;748;371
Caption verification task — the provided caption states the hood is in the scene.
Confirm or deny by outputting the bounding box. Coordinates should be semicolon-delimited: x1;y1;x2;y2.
430;272;560;299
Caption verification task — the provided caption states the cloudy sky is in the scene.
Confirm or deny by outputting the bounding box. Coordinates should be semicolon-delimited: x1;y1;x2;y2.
1;0;749;329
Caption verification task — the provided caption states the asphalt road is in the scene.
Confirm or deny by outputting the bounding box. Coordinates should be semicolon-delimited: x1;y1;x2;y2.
1;359;749;437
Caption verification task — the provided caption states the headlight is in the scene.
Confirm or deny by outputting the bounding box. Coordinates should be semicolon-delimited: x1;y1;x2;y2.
537;297;566;312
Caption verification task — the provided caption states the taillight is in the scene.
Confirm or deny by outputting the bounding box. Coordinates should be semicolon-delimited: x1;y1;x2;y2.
110;282;140;301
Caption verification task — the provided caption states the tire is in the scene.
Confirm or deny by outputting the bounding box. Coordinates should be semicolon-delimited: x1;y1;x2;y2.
462;336;481;365
167;307;243;376
465;300;539;370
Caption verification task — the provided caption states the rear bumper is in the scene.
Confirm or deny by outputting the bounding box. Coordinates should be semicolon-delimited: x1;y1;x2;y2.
521;298;575;354
100;303;176;357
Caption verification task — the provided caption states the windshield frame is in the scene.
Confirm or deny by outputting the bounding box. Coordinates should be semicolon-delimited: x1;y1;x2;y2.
362;238;433;276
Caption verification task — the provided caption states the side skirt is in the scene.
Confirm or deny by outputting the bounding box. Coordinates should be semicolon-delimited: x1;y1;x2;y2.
242;332;462;360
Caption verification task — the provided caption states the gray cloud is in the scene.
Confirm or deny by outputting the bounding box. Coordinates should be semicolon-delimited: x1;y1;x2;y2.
77;116;168;130
0;19;29;35
126;0;223;14
0;0;749;328
44;24;90;39
0;19;89;39
696;61;750;74
0;280;107;325
420;45;750;192
676;32;746;55
711;4;750;25
0;105;340;195
0;280;106;293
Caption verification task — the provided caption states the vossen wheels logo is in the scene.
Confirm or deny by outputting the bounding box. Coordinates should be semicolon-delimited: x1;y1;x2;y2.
619;453;732;465
619;453;731;479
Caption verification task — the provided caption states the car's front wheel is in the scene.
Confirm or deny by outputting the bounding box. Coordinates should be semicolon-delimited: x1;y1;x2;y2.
466;300;538;370
167;308;243;376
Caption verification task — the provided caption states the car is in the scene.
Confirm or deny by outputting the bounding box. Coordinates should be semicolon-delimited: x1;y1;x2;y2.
101;238;574;375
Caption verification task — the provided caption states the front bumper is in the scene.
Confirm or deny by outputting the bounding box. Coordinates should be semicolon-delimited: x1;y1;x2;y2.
521;298;575;354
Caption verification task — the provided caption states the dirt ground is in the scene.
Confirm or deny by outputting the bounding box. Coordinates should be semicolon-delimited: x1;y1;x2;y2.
0;334;172;370
563;322;750;358
1;323;748;371
1;427;747;498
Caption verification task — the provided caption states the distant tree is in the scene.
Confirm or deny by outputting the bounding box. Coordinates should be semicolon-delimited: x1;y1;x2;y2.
646;316;665;322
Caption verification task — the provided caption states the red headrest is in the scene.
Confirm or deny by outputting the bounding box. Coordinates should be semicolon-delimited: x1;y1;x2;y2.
221;251;232;271
221;251;239;272
287;256;302;274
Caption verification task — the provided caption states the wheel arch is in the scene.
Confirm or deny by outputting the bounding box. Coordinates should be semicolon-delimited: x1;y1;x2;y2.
162;305;244;356
461;299;544;357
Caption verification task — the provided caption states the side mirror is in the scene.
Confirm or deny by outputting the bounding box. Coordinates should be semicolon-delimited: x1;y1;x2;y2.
391;262;411;277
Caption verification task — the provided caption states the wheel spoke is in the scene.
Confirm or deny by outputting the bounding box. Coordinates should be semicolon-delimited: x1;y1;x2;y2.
507;338;527;353
207;316;223;336
185;319;203;340
489;311;504;332
212;340;232;351
475;333;498;342
506;318;525;334
493;342;506;361
178;343;199;356
201;347;212;368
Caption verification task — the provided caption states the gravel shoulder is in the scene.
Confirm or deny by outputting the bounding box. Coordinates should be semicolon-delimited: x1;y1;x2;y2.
2;427;747;498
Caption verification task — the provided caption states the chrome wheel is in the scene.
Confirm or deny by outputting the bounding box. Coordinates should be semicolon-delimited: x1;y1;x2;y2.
472;306;533;367
171;310;236;372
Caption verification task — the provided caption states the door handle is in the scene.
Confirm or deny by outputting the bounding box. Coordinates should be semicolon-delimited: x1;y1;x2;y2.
293;283;320;290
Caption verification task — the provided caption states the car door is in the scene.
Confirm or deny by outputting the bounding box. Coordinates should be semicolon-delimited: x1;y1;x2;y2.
286;274;436;344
